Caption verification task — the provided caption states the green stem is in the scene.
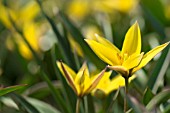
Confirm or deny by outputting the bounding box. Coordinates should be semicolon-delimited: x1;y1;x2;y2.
76;97;81;113
124;77;129;113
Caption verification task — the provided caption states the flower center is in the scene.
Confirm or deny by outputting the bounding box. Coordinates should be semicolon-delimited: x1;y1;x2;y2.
117;53;129;65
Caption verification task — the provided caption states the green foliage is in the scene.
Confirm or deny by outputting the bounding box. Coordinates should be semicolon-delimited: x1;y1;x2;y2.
0;85;26;96
0;0;170;113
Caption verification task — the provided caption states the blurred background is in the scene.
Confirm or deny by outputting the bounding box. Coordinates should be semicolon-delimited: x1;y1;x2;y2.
0;0;170;113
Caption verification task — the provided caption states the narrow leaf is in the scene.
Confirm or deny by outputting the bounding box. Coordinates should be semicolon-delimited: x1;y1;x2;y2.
143;87;154;106
146;89;170;110
0;85;26;96
26;97;61;113
147;46;169;90
12;94;40;113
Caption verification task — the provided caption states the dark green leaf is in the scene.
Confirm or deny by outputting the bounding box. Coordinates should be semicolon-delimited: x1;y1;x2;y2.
146;89;170;110
141;0;166;24
141;0;166;38
143;87;154;106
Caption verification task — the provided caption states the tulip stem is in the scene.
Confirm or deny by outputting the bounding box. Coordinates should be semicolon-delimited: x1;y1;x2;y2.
76;97;81;113
124;77;129;113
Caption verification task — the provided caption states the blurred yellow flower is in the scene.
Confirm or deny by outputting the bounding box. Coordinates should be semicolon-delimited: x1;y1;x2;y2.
93;71;136;97
57;61;107;97
85;22;169;77
67;0;138;19
0;1;41;59
69;36;84;57
67;0;90;20
94;0;138;13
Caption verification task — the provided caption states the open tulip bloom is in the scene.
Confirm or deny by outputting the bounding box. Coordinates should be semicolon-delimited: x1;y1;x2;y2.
85;22;169;78
57;61;107;97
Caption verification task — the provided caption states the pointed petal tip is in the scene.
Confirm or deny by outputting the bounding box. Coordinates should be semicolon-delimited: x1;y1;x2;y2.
134;21;139;27
84;39;91;42
94;33;99;37
162;41;170;48
56;60;61;66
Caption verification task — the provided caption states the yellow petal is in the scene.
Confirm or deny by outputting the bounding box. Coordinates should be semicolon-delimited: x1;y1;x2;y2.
75;62;90;96
123;52;144;69
93;71;112;94
56;61;76;79
56;61;77;95
95;34;120;53
122;22;141;56
94;74;136;95
108;74;136;94
108;65;129;76
85;39;120;65
132;42;170;73
82;73;91;95
85;66;107;94
75;62;87;84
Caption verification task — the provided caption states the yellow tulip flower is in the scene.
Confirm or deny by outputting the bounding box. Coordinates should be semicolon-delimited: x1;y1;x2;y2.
93;72;136;97
85;22;169;77
57;61;107;97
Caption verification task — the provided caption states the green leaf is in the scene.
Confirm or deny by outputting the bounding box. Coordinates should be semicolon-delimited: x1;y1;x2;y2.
12;94;40;113
143;87;154;106
147;47;170;90
0;85;26;96
141;0;166;38
146;89;170;110
141;0;166;24
58;12;105;69
26;97;61;113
